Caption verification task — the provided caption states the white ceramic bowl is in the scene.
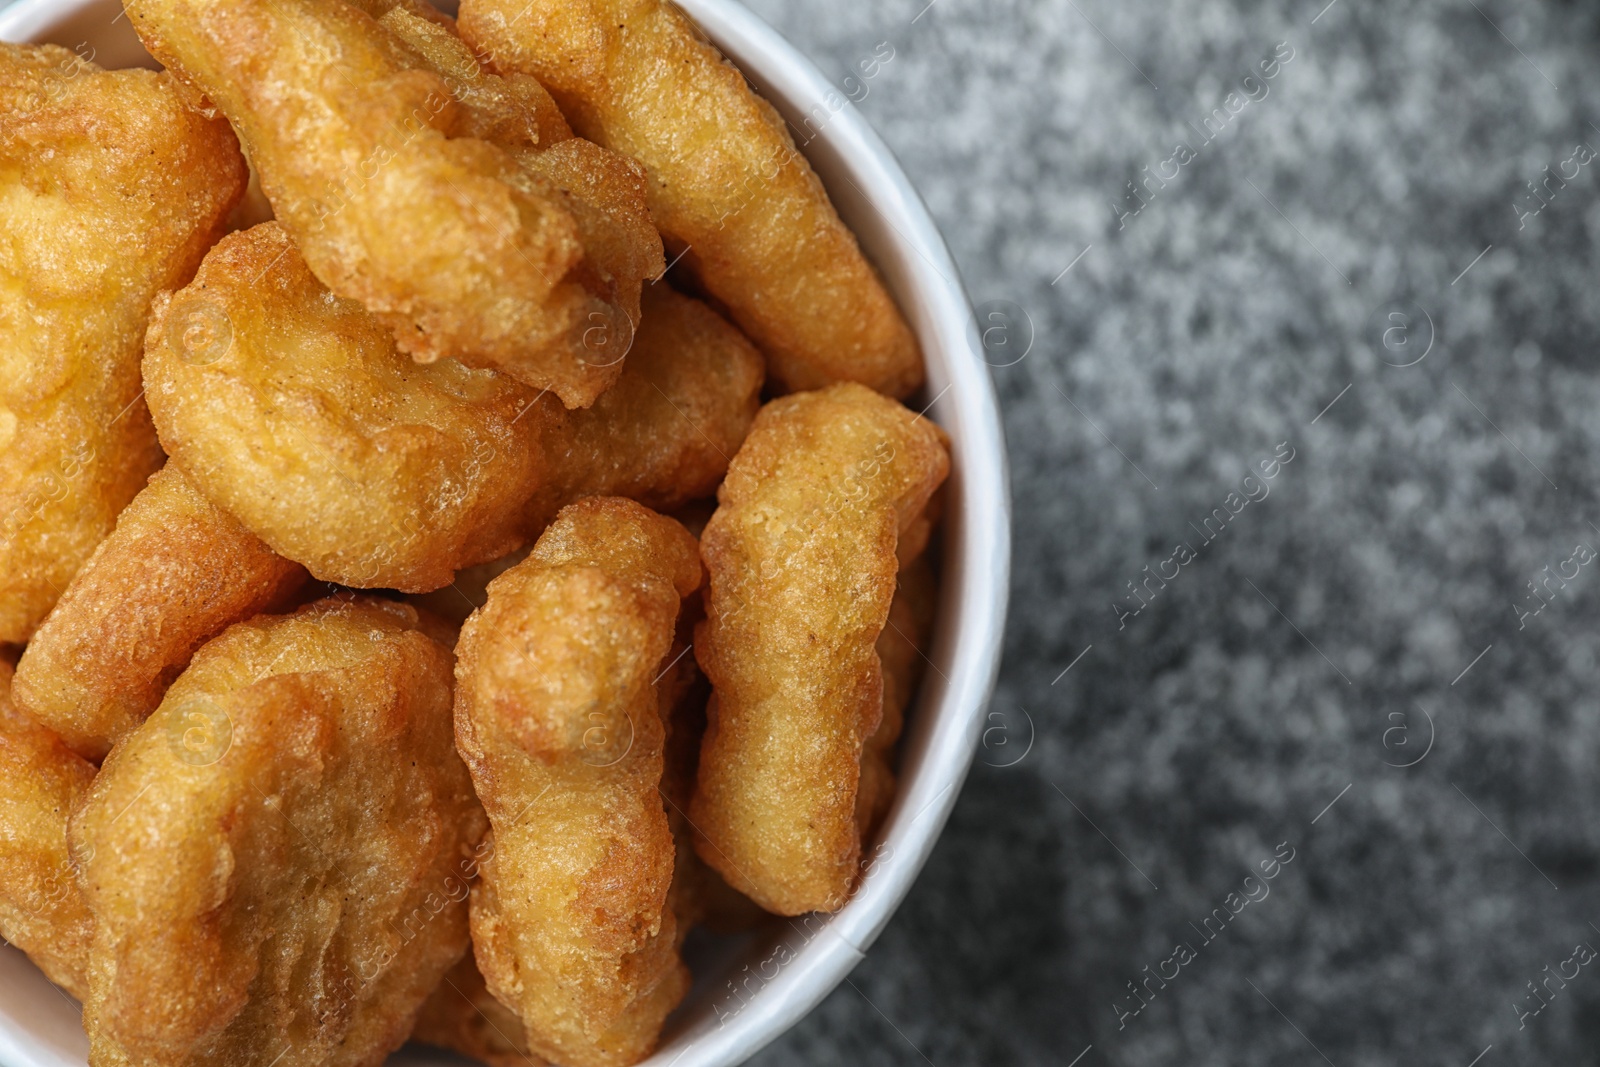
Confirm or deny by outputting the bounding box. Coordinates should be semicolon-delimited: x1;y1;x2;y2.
0;2;1010;1065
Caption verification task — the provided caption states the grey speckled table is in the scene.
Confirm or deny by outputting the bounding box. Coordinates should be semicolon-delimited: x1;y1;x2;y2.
13;0;1600;1063
736;1;1600;1065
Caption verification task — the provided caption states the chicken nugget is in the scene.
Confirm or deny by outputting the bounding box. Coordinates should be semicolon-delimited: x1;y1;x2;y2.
125;0;651;408
455;498;701;1067
0;44;247;643
14;467;307;763
689;384;949;915
0;659;96;999
856;554;937;840
71;597;485;1067
458;0;924;400
411;951;543;1067
144;223;545;592
375;2;664;372
528;284;765;526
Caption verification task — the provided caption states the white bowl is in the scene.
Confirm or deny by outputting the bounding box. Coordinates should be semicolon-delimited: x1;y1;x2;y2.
0;2;1011;1065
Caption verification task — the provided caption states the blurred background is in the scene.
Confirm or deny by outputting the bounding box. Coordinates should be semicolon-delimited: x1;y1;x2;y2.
729;0;1600;1064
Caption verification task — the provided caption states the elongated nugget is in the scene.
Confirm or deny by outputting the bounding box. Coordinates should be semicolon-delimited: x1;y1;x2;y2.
125;0;640;407
458;0;924;400
72;597;485;1067
455;498;701;1067
0;660;96;999
0;44;247;643
14;467;307;763
690;384;949;915
144;223;545;592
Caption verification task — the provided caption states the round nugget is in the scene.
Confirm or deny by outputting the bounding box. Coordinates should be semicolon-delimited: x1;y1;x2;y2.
456;498;701;1067
71;597;486;1067
0;43;247;643
690;384;949;915
14;466;307;763
144;223;545;592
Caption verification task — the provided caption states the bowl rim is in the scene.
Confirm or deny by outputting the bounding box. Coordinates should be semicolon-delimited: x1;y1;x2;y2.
0;1;1013;1064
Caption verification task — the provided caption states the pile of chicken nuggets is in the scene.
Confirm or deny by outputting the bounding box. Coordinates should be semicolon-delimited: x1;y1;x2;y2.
0;2;950;1065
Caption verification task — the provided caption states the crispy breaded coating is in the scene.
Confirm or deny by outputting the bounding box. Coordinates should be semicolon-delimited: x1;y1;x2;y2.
455;498;701;1067
657;605;769;936
0;660;96;999
14;467;307;763
71;597;485;1067
689;384;949;915
856;554;936;840
412;951;544;1067
458;0;925;399
124;0;643;408
529;284;765;526
376;3;664;368
143;223;545;592
0;44;247;643
374;1;574;150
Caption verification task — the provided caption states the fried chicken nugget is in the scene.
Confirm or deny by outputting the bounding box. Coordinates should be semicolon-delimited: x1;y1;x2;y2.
856;554;936;841
144;223;545;592
527;284;765;526
125;0;652;408
71;597;485;1067
374;1;664;353
455;498;701;1067
0;659;96;999
458;0;925;400
13;467;307;763
0;44;247;643
689;384;949;915
412;951;544;1067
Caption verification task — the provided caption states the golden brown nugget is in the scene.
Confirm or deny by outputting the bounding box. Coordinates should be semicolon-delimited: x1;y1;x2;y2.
690;384;949;915
0;44;247;643
528;284;765;526
144;223;545;592
14;467;307;763
456;498;701;1067
458;0;925;399
0;660;96;999
412;952;544;1067
856;555;936;840
375;2;664;363
71;597;485;1067
125;0;636;407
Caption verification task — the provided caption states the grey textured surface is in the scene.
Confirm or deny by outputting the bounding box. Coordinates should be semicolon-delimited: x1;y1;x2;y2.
735;0;1600;1065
